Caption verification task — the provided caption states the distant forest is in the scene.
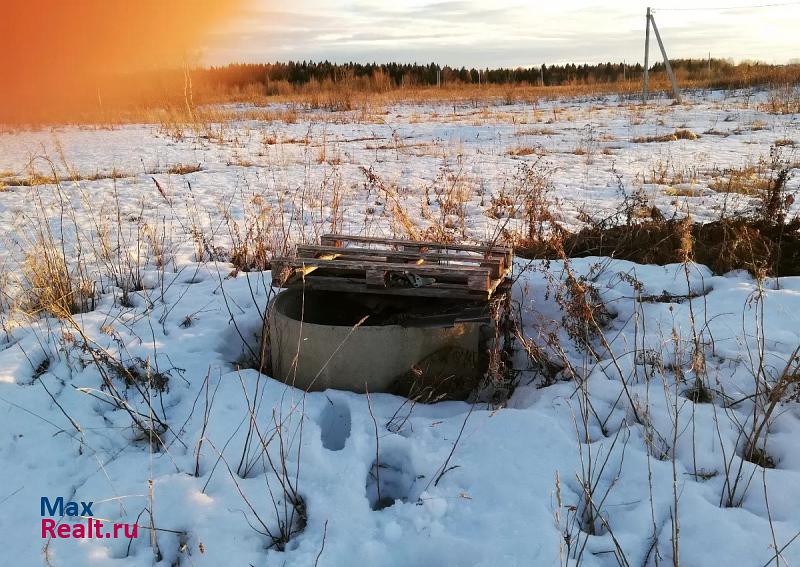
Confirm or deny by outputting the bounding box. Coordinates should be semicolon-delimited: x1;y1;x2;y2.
191;58;774;91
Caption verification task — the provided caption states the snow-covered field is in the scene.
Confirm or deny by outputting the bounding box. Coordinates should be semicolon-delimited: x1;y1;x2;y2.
0;90;798;566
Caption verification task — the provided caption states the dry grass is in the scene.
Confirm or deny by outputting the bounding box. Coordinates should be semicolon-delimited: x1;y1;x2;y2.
516;127;556;136
227;155;256;167
645;160;702;186
708;164;771;195
632;129;699;144
0;172;58;188
21;241;94;317
664;186;704;197
166;163;202;175
508;146;543;157
0;168;132;189
243;106;299;124
764;83;800;115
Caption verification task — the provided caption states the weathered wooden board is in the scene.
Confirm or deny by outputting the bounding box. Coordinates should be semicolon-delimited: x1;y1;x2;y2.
296;245;505;278
320;233;512;266
271;235;512;301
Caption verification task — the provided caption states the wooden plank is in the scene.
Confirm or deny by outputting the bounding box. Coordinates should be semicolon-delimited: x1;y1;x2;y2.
319;234;513;269
272;257;492;281
489;275;510;296
271;260;325;285
281;275;491;300
300;244;500;262
467;272;491;292
322;234;511;257
297;245;506;278
320;233;511;260
276;272;509;300
365;267;385;287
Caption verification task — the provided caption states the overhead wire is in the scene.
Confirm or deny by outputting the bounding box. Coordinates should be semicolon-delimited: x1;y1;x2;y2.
651;1;800;12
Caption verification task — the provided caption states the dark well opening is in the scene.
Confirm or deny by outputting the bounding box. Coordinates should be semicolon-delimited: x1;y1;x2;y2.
275;289;489;327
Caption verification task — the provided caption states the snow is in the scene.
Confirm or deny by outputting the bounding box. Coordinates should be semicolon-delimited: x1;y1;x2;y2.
0;89;799;566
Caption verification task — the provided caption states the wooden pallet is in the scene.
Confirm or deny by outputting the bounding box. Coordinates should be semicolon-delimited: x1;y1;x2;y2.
271;234;512;300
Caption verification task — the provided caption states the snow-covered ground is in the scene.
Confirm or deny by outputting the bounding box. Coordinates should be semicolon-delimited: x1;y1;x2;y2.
0;89;798;566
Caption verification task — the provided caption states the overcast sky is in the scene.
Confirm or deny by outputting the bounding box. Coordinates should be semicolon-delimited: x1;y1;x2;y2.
202;0;799;68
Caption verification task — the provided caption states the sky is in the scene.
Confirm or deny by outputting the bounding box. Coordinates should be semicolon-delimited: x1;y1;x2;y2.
203;0;800;67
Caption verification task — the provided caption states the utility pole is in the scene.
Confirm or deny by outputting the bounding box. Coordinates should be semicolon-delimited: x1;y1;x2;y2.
649;12;682;102
642;7;681;103
643;7;651;102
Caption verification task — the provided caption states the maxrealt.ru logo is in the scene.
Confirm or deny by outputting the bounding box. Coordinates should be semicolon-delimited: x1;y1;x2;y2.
41;497;138;539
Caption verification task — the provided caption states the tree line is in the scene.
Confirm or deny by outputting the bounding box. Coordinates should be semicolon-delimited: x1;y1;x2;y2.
192;58;766;90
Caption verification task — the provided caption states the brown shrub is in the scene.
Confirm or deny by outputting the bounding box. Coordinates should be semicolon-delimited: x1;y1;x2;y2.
517;217;800;278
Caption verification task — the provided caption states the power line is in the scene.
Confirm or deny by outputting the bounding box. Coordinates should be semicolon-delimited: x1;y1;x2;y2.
652;1;800;12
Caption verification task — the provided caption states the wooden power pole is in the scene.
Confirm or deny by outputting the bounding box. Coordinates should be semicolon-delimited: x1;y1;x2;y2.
643;7;651;102
643;7;682;103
